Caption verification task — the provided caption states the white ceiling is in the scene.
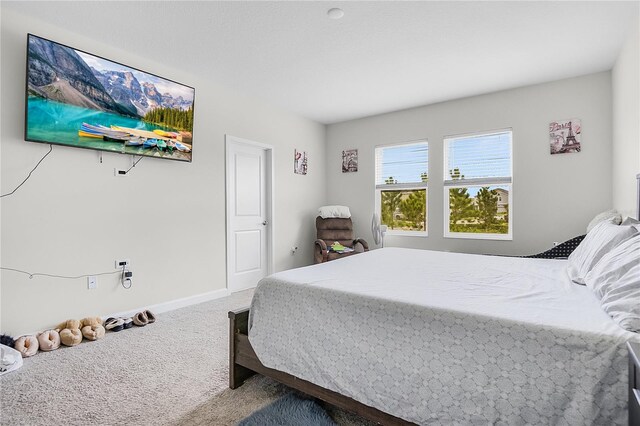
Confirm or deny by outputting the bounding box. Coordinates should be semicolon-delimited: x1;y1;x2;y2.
4;1;638;124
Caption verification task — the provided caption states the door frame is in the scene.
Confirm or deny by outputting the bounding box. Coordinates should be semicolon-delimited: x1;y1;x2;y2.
225;134;275;292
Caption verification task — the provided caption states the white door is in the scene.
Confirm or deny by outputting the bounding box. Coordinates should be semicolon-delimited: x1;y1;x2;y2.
226;137;272;292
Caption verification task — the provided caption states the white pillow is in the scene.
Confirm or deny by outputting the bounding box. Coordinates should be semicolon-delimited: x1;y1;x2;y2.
567;220;637;285
585;234;640;332
621;216;640;231
318;205;351;219
587;209;622;232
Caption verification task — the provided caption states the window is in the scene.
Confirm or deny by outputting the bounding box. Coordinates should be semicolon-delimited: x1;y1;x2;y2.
444;130;512;240
375;141;428;235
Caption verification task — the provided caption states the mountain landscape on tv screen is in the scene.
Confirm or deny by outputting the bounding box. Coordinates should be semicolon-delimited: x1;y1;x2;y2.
26;35;194;162
27;36;193;119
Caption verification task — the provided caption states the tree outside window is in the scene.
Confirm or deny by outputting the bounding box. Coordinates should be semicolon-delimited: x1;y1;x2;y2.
380;188;426;231
375;141;428;235
444;131;512;239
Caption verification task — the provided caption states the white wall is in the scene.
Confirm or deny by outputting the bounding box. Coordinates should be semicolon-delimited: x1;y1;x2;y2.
0;8;326;335
612;16;640;218
326;72;613;256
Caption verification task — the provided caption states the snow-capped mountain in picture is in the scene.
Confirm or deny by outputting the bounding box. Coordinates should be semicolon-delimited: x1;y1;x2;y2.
92;68;194;117
27;35;194;120
26;35;135;116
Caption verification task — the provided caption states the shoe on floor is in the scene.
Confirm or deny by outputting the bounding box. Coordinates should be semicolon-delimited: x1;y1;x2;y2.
104;318;124;332
144;310;156;324
122;317;133;329
132;312;148;327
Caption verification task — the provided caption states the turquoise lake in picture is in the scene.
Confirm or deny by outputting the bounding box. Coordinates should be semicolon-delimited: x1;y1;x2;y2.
26;97;191;161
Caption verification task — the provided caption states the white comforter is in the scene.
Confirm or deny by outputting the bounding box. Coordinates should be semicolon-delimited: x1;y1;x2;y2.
249;248;639;425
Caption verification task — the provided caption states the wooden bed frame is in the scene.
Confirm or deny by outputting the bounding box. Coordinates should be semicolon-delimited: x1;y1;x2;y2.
228;308;414;425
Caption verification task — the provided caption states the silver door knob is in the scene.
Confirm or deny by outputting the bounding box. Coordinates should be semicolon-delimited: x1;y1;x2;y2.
262;220;268;226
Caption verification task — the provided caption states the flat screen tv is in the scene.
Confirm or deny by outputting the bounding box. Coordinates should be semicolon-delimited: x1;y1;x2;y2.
25;34;195;162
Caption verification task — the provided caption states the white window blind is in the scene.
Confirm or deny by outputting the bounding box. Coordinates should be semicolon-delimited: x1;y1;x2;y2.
374;140;428;235
445;131;511;184
375;142;428;188
443;129;512;240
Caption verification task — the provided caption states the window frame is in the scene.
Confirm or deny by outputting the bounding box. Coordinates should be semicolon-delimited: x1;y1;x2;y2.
374;139;429;237
443;129;513;241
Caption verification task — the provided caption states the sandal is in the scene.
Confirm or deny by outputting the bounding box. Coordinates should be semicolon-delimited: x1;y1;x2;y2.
104;318;124;332
143;310;156;324
122;317;133;329
132;312;148;326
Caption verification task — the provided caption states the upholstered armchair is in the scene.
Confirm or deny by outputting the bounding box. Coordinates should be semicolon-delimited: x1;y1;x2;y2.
314;216;369;264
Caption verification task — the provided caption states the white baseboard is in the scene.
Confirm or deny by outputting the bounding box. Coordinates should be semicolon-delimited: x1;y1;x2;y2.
18;288;233;337
107;288;231;320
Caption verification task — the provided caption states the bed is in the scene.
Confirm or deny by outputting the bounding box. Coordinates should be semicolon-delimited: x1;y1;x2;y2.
229;178;640;425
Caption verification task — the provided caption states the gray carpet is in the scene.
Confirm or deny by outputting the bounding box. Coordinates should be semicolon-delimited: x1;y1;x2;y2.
171;375;373;426
0;289;372;426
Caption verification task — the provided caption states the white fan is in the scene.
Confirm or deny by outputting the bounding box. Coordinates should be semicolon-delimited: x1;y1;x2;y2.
371;213;388;248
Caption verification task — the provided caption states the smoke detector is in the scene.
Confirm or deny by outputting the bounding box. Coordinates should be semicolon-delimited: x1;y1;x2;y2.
327;8;344;19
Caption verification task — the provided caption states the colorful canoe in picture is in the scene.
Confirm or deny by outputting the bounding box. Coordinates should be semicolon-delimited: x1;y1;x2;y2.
153;129;193;144
155;139;168;151
174;141;191;152
153;129;179;139
78;123;132;142
142;139;157;149
125;137;145;147
114;126;192;152
77;123;192;153
111;125;171;141
78;130;102;139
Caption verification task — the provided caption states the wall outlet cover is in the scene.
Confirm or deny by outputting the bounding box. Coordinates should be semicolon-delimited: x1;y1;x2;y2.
87;276;97;289
115;259;131;269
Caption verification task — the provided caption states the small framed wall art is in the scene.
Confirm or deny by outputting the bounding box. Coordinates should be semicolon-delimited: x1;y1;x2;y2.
342;149;358;173
294;149;307;175
549;119;581;154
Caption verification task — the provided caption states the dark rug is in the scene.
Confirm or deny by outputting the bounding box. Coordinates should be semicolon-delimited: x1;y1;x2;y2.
238;393;337;426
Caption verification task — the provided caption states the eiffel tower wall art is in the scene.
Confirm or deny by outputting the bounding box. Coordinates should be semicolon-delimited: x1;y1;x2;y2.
549;118;581;155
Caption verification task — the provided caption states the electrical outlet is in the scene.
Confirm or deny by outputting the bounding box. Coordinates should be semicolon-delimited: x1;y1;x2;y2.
87;276;97;289
115;259;131;269
114;168;127;177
